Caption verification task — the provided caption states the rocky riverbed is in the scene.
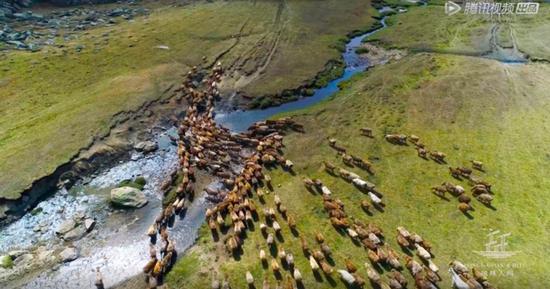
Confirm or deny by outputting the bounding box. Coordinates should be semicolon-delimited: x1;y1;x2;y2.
0;0;148;51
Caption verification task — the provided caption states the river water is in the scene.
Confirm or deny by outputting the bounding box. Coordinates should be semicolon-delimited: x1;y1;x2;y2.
0;9;391;289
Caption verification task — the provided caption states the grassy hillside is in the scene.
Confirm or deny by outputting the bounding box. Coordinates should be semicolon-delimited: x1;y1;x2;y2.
370;4;550;60
0;0;377;200
167;54;550;288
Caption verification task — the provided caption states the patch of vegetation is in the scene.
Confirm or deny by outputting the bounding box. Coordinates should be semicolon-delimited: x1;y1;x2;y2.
30;207;43;216
313;60;345;88
117;177;147;190
356;47;370;54
0;255;13;269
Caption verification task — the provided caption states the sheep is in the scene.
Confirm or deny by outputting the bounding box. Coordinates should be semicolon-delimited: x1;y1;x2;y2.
449;268;470;289
415;243;432;260
427;259;439;273
458;202;473;213
449;260;468;274
320;260;333;275
293;268;302;282
417;147;428;159
449;167;463;179
278;247;287;261
429;151;446;162
260;249;267;262
345;259;358;273
303;178;315;189
274;194;281;207
387;248;402;270
458;194;471;203
347;228;359;238
267;233;274;246
360;127;373;137
366;249;380;265
338;270;356;285
262;278;270;289
368;192;383;206
365;263;381;283
300;236;309;254
396;226;411;238
315;232;325;244
385;134;407;145
409;134;420;143
361;200;372;212
321;243;332;257
471;160;484;171
271;259;280;272
476;193;493;205
285;253;294;267
309;256;320;271
396;234;410;248
405;256;423;277
321;185;332;196
246;271;254;285
273;221;281;233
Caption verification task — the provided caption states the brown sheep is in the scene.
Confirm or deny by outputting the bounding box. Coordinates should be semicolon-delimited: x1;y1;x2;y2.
360;127;373;137
385;134;407;145
315;232;325;244
345;259;358;273
476;193;493;205
429;151;446;162
449;167;462;179
458;194;471;203
458;202;473;213
409;134;420;144
471;160;484;171
417;147;428;159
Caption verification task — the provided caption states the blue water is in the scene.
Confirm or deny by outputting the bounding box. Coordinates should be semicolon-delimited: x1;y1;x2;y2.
215;17;387;132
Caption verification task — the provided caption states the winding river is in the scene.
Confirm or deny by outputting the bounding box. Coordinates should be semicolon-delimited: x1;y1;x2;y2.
0;8;391;289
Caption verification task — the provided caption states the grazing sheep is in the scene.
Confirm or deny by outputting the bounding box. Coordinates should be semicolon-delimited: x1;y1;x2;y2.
397;234;410;248
457;167;472;177
458;194;471;203
293;268;302;281
315;232;325;244
303;178;315;189
260;249;267;262
323;161;336;174
409;134;420;143
449;268;470;289
286;253;294;267
471;185;490;196
321;243;332;256
458;202;473;213
321;185;332;196
360;127;373;137
431;185;447;198
417;147;428;158
338;270;356;285
427;260;439;273
385;134;407;145
368;192;383;206
278;247;287;261
387;248;402;270
476;193;493;205
449;167;463;179
320;260;333;274
449;260;468;274
271;259;280;272
415;244;432;260
246;271;254;285
429;151;446;162
273;221;281;232
365;263;381;284
309;256;320;271
345;259;358;273
389;270;407;288
471;160;484;171
267;233;274;246
367;249;380;264
347;228;359;238
397;226;411;238
405;256;423;277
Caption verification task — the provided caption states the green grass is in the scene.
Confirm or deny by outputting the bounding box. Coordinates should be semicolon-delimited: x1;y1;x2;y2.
369;3;550;60
168;53;550;288
0;0;377;200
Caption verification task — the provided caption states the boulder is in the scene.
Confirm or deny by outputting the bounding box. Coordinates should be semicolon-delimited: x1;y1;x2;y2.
134;141;158;153
110;186;148;208
84;218;95;232
59;247;78;262
63;225;87;241
55;219;77;235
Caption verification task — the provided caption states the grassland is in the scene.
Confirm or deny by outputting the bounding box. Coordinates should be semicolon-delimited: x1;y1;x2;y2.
0;0;377;200
370;3;550;60
167;53;550;288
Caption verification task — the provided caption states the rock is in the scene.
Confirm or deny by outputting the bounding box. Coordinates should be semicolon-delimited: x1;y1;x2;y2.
56;219;77;235
7;250;28;259
13;253;33;267
84;218;95;232
63;225;87;241
0;255;13;269
37;249;55;263
134;141;158;153
110;186;148;208
59;247;78;262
